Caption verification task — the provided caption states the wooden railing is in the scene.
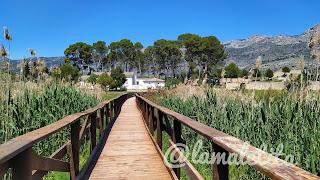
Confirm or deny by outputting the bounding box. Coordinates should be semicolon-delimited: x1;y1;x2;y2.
0;93;130;180
135;94;320;180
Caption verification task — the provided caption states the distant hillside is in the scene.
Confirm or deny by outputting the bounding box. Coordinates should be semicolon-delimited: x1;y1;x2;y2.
223;24;320;70
9;56;65;72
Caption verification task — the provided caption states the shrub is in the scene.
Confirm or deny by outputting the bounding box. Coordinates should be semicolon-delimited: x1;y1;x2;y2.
59;64;80;82
265;68;274;79
87;74;99;84
165;77;181;88
224;62;240;78
97;73;115;90
282;66;291;73
110;67;126;89
240;69;249;78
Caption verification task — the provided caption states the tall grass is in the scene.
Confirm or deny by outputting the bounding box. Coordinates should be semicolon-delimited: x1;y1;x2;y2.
0;84;98;155
159;89;320;179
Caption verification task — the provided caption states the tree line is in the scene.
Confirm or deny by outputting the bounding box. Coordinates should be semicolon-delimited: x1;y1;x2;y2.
64;33;226;82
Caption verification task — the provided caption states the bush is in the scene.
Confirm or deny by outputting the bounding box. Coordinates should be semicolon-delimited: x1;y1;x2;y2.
265;68;274;79
225;62;240;78
87;74;99;84
110;67;126;89
59;64;80;82
282;66;290;73
165;77;181;88
240;69;249;78
97;73;115;90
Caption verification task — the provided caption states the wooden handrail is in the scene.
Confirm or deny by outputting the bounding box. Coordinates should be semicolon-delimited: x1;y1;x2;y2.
135;94;319;180
0;93;130;180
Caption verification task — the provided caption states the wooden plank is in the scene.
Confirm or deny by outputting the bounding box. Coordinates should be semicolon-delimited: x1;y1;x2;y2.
90;97;172;180
136;95;320;180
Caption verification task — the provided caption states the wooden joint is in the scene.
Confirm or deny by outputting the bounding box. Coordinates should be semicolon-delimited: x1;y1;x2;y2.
32;153;69;172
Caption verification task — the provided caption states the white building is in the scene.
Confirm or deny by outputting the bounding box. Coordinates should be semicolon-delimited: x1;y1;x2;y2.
123;73;165;90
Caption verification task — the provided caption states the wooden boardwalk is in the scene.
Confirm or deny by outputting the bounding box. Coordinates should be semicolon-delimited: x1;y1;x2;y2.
89;97;172;180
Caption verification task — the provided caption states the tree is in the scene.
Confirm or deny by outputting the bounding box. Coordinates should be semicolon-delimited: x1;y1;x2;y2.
59;64;80;81
92;41;107;70
64;42;92;64
110;67;126;89
282;66;290;73
178;34;226;82
97;73;115;90
144;46;159;76
240;69;249;78
133;42;144;73
199;36;226;82
282;66;290;77
87;74;99;84
154;39;182;77
224;63;240;78
109;39;134;72
265;68;274;79
177;33;202;62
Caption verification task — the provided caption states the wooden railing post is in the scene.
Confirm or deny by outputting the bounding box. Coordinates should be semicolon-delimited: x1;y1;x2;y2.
145;103;149;127
150;107;154;135
212;143;229;180
70;120;80;175
99;108;104;136
12;148;32;180
90;113;97;152
110;101;114;120
157;110;163;150
173;119;182;179
105;104;109;127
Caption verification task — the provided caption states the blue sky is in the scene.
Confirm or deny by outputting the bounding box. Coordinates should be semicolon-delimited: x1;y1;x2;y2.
0;0;319;59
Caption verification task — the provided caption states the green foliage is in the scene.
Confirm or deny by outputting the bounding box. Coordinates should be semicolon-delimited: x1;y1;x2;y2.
97;73;115;90
87;74;99;84
59;64;80;82
165;77;181;88
159;90;320;178
265;68;274;79
108;39;134;71
153;39;182;77
240;69;249;78
64;42;92;63
282;66;291;73
224;63;240;78
110;67;126;89
0;84;98;151
178;33;226;79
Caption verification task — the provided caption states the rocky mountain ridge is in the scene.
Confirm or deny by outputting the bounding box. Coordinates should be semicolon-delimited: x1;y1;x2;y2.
223;24;320;70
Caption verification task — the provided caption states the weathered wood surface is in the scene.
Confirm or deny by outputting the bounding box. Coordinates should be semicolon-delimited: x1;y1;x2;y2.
90;97;172;180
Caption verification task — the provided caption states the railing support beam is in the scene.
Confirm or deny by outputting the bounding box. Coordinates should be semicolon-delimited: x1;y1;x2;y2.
12;148;32;180
71;120;80;175
173;119;182;179
212;143;229;180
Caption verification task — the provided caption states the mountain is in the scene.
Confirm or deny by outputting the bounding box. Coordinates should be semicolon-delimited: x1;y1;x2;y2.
223;24;320;70
9;56;65;72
